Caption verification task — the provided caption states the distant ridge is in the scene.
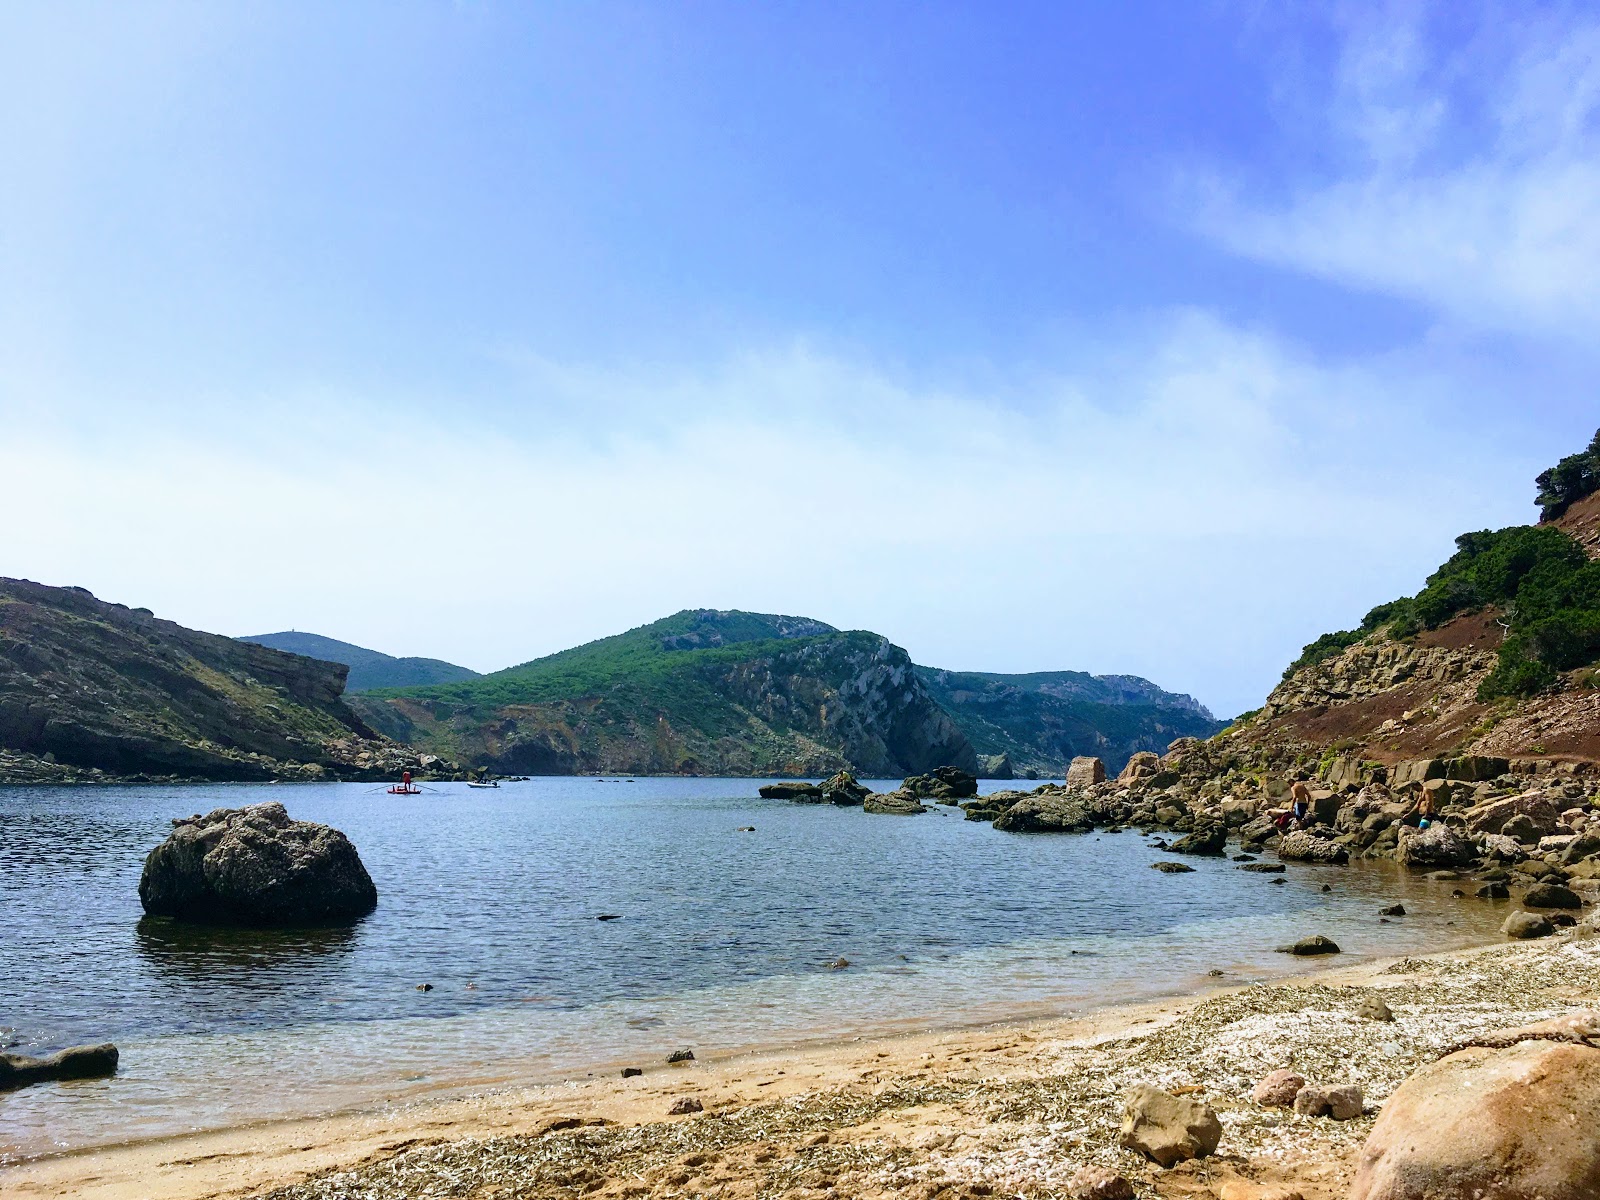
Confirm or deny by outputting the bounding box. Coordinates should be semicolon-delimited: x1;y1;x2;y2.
346;607;1219;776
241;631;479;692
915;666;1225;777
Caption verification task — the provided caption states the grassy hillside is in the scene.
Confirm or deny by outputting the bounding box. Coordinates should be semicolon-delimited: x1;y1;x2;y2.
241;631;479;692
915;667;1225;776
351;609;972;776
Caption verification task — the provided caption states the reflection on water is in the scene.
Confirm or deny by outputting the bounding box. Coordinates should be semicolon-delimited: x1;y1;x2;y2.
134;917;360;984
0;778;1515;1162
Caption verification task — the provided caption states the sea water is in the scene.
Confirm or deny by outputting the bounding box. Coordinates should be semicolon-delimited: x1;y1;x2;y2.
0;778;1512;1161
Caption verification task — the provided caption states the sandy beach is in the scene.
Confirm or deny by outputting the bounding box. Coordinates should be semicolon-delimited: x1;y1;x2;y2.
7;929;1596;1200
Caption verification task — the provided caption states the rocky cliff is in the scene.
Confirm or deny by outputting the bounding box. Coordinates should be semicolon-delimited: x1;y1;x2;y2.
352;609;976;777
915;667;1224;776
0;578;420;781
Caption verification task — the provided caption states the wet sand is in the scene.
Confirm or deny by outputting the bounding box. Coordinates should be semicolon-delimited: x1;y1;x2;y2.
8;932;1595;1200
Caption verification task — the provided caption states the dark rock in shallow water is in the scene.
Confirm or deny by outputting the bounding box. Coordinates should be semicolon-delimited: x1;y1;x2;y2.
0;1043;118;1090
1151;861;1195;874
1379;904;1406;916
759;782;823;801
1524;882;1583;909
667;1048;695;1063
1238;862;1286;873
138;802;377;927
1168;822;1227;856
1277;935;1340;956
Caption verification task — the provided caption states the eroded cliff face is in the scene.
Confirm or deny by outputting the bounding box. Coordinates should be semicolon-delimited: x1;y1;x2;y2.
1238;608;1600;767
353;631;975;777
0;578;416;781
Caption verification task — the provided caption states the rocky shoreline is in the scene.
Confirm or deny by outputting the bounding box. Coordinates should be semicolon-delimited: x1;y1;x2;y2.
14;932;1585;1200
797;737;1600;940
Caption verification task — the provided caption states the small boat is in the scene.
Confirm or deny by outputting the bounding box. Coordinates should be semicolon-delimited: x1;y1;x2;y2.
387;770;422;795
467;779;499;789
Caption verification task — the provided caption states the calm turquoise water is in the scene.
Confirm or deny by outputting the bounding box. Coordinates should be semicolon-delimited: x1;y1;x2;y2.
0;778;1511;1161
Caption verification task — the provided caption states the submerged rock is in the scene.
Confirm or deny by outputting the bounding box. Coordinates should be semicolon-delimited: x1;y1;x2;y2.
138;802;377;926
0;1043;118;1090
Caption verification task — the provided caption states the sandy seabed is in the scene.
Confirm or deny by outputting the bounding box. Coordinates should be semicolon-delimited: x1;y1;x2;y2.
5;933;1598;1200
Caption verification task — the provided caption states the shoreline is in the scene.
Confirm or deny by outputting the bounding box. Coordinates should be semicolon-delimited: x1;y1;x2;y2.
6;929;1572;1200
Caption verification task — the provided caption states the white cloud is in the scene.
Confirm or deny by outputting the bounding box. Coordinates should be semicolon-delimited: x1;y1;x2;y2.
1192;11;1600;341
0;314;1542;717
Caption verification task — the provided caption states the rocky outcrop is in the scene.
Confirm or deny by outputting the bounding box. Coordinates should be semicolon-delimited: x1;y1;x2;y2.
0;577;418;782
1351;1014;1600;1200
139;802;378;926
901;766;978;801
820;771;869;806
863;790;926;815
0;1043;118;1090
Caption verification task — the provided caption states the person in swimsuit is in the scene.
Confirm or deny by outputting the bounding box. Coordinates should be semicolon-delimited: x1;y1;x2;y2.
1416;789;1436;830
1289;779;1312;827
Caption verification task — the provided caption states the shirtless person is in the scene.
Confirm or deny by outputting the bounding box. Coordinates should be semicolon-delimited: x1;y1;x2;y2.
1289;779;1313;828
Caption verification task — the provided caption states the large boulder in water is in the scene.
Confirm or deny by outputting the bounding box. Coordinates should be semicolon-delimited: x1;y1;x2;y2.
1277;830;1349;864
1350;1012;1600;1200
1395;823;1473;871
139;802;378;926
993;792;1093;833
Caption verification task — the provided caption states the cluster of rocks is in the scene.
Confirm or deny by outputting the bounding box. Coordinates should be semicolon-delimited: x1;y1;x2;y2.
1091;1004;1600;1199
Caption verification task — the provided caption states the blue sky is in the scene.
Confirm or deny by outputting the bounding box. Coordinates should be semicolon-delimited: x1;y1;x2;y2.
4;1;1599;717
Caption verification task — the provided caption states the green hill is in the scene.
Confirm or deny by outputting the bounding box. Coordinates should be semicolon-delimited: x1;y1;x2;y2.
240;631;480;692
349;609;974;776
915;667;1225;777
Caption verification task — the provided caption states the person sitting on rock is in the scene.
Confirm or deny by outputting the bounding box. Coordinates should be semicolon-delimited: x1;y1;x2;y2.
1416;789;1436;830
